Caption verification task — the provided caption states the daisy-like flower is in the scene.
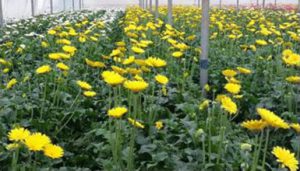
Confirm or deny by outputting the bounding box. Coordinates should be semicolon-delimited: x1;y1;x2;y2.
224;83;241;94
155;74;169;85
25;132;51;151
124;80;149;92
272;146;299;171
220;96;238;115
145;57;167;68
83;91;96;97
131;46;145;54
286;76;300;84
155;121;163;130
76;80;92;90
8;127;31;142
6;78;17;89
290;123;300;133
241;119;268;131
43;144;64;159
222;69;237;77
172;51;183;58
108;107;128;118
256;108;289;129
237;67;252;74
256;39;268;46
56;62;69;71
36;65;52;74
101;71;125;86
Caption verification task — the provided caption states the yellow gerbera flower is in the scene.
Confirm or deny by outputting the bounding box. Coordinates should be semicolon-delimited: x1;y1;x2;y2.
155;121;164;130
101;71;125;86
145;57;167;68
25;132;51;151
256;108;289;129
36;65;52;74
83;91;96;97
8;127;31;142
220;96;238;115
56;62;69;71
290;123;300;133
131;46;145;54
224;83;241;94
237;67;252;74
286;76;300;84
256;39;268;46
222;69;237;78
108;107;128;118
272;146;299;171
155;74;169;85
124;80;149;92
76;80;92;90
43;144;64;159
6;78;17;89
241;119;268;131
172;51;183;58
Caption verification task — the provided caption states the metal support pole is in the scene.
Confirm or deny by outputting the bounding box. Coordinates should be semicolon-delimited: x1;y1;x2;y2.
167;0;172;25
257;0;259;7
274;0;277;8
72;0;75;11
237;0;239;11
31;0;35;16
198;0;201;8
219;0;222;8
0;0;3;27
298;0;300;13
262;0;265;8
155;0;159;19
145;0;148;9
50;0;53;14
63;0;66;11
150;0;153;12
79;0;82;10
200;0;209;96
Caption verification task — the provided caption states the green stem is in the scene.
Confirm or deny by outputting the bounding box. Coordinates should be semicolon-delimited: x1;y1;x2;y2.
261;128;270;170
11;148;19;171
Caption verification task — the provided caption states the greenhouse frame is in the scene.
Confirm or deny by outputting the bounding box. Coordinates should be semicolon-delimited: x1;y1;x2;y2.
0;0;300;170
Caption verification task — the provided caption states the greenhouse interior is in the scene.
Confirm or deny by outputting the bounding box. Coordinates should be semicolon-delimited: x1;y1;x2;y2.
0;0;300;170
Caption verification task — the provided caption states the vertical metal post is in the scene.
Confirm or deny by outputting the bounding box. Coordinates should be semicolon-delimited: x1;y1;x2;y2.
82;0;84;9
298;0;300;13
167;0;172;25
63;0;66;11
150;0;153;12
200;0;209;96
0;0;3;27
237;0;239;11
145;0;148;9
219;0;222;8
274;0;277;8
155;0;159;19
72;0;75;11
79;0;82;10
50;0;53;14
198;0;201;8
31;0;35;16
257;0;259;7
262;0;265;8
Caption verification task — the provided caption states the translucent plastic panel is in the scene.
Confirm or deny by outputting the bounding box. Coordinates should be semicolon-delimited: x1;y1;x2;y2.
3;0;32;21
